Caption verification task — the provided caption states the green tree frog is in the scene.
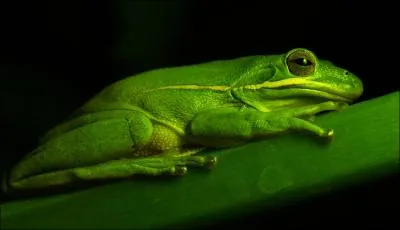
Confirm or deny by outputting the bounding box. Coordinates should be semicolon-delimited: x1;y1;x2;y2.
3;48;363;195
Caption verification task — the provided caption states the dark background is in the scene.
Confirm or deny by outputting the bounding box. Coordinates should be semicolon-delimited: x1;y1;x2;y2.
0;0;398;228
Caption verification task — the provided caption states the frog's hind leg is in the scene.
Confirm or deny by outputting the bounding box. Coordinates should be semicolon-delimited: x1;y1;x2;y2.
6;152;217;193
73;152;217;181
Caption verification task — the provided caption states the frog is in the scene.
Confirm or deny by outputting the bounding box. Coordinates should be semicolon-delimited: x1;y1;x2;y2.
2;48;363;195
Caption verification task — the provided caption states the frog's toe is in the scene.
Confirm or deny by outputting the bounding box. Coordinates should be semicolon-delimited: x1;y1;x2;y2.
305;115;316;121
172;166;187;176
186;155;218;169
204;155;217;169
336;102;349;110
323;129;335;141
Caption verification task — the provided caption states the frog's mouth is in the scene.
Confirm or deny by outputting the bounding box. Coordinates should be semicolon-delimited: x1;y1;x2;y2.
253;87;359;105
253;88;350;112
244;76;363;103
252;79;363;103
276;88;355;103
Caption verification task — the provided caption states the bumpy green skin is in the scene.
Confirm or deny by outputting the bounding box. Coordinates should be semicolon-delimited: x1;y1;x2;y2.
3;48;363;195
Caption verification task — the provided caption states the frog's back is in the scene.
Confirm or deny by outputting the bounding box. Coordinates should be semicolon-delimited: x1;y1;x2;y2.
78;56;263;110
73;54;280;119
114;56;267;92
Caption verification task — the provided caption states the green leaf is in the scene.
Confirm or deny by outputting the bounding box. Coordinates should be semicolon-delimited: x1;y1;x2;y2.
1;91;399;229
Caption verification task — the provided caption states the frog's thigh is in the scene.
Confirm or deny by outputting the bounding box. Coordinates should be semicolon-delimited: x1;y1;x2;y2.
8;111;154;191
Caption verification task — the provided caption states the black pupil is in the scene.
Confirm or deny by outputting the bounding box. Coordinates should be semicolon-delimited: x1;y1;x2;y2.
295;58;310;66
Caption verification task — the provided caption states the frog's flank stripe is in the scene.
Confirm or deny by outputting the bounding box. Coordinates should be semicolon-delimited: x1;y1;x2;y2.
244;78;312;89
152;78;348;99
153;78;313;91
154;85;230;91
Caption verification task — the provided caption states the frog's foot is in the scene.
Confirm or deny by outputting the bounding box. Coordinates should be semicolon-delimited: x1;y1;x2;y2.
335;102;349;111
72;155;218;182
282;116;336;142
133;154;217;175
310;126;335;142
321;101;349;112
174;155;217;169
303;115;316;121
321;128;335;142
7;156;218;193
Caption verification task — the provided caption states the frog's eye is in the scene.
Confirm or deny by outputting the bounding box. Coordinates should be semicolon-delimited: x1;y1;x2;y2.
286;49;316;76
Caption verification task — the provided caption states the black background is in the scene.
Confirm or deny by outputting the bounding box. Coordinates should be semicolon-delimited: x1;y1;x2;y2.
0;0;398;228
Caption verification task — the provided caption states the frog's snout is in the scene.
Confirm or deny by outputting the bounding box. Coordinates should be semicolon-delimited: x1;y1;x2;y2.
343;71;364;101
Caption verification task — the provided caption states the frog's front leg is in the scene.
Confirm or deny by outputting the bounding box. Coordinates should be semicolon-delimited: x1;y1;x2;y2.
188;101;346;147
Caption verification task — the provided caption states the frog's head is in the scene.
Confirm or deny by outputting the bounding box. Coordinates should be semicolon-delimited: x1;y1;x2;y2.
233;48;363;111
239;48;363;108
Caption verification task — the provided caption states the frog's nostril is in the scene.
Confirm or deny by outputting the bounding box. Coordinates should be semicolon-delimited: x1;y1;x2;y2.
344;71;349;75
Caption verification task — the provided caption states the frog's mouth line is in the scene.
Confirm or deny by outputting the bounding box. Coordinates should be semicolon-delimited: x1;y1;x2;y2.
276;88;353;103
245;78;362;103
243;87;355;104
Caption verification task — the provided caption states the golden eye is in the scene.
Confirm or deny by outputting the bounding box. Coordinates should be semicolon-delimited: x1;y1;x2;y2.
286;49;316;76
